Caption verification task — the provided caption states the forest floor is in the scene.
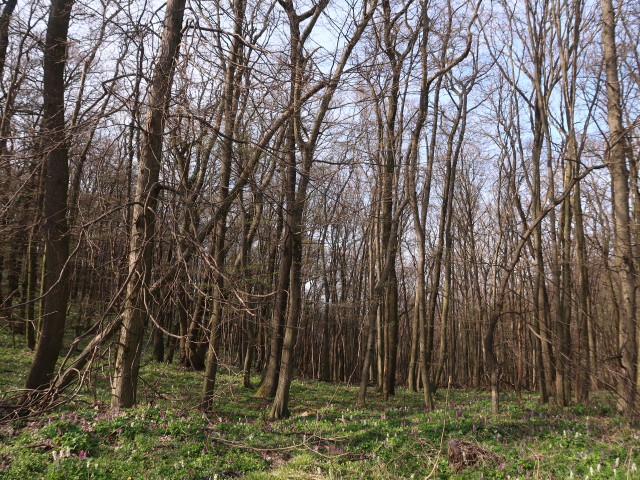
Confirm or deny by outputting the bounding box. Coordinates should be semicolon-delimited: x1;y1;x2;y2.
1;330;639;479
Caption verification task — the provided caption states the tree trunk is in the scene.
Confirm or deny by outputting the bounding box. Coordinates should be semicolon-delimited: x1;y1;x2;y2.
200;0;247;410
574;180;590;402
256;170;292;400
0;0;17;79
601;0;637;414
111;0;185;408
269;162;305;417
23;0;74;396
555;153;573;406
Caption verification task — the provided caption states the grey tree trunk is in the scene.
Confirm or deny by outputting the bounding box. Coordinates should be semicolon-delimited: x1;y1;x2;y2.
200;0;247;411
270;0;375;418
111;0;186;408
573;180;591;402
601;0;637;415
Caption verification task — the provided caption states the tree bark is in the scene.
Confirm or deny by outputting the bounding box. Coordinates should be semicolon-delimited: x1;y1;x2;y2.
200;0;247;410
601;0;637;414
269;0;375;418
111;0;186;408
23;0;74;396
0;0;17;79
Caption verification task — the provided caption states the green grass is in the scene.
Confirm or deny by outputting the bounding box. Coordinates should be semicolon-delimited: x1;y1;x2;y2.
1;329;639;479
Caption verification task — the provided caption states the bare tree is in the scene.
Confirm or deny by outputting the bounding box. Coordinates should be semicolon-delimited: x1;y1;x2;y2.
111;0;186;409
23;0;74;395
269;0;376;420
601;0;637;415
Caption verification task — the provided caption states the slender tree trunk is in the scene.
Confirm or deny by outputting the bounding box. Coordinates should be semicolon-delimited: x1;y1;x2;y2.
201;220;227;409
200;0;247;410
25;222;39;350
556;154;573;406
484;168;587;413
383;269;398;398
434;225;453;388
485;310;501;414
256;170;292;400
320;276;331;382
358;291;381;405
269;0;374;417
111;0;185;408
574;180;590;401
407;260;424;392
269;150;306;417
629;157;640;391
531;98;550;404
238;189;263;388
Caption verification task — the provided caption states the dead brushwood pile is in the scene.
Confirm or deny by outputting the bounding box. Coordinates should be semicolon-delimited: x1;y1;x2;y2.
447;438;503;472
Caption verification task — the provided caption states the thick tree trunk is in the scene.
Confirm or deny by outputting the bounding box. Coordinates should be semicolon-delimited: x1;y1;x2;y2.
601;0;637;414
23;0;74;395
0;0;17;79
